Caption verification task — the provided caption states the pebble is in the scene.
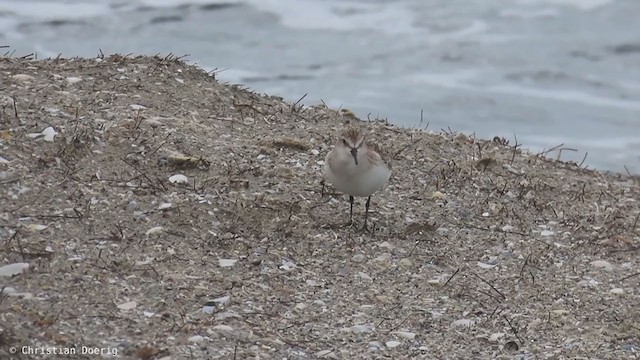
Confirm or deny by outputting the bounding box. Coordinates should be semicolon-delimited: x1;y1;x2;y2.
212;324;234;332
0;263;29;277
357;272;373;281
398;258;412;268
352;254;366;263
609;288;624;295
11;74;35;82
591;260;614;271
168;174;188;184
451;319;475;327
315;350;333;357
343;324;373;334
188;335;204;343
66;76;82;84
392;331;416;340
145;226;164;236
117;301;137;311
386;340;401;348
218;259;238;267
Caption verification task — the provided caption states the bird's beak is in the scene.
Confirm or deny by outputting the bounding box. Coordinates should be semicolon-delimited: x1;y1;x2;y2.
350;148;358;165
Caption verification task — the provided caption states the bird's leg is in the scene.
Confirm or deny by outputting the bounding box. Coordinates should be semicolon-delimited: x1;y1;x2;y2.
360;195;372;232
347;195;355;226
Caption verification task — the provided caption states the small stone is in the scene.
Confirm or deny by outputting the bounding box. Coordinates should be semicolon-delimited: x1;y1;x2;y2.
398;258;412;268
130;104;147;110
489;333;506;342
451;319;474;327
26;224;48;232
42;127;57;142
352;254;366;263
477;261;497;269
188;335;204;343
343;324;373;334
117;301;137;311
212;324;233;332
501;225;514;232
392;331;416;340
169;174;188;184
540;230;554;237
385;340;401;348
213;296;230;305
436;227;449;235
66;76;82;84
145;226;164;236
552;309;569;316
315;350;333;357
431;191;446;200
11;74;35;82
357;272;373;281
310;149;320;156
591;260;614;271
610;288;624;295
0;263;29;277
218;259;238;267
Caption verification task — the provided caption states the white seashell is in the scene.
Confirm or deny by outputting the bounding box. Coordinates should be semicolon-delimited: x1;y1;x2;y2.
188;335;204;343
477;261;497;269
212;325;233;332
42;127;58;142
117;301;137;310
169;174;188;184
12;74;35;82
218;259;237;267
591;260;614;271
392;331;416;340
451;319;475;327
26;224;48;232
66;77;82;84
0;263;29;277
145;226;164;235
213;296;230;305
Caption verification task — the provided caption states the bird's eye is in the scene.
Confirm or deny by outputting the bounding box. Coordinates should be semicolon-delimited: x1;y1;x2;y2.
342;139;348;146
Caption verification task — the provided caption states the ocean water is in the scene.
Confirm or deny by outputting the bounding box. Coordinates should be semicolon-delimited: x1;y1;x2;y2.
1;0;638;173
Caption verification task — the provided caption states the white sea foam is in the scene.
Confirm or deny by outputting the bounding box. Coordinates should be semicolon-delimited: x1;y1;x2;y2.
425;20;490;44
136;0;242;8
245;0;416;34
499;8;560;18
514;0;616;11
486;84;640;111
410;71;640;111
0;1;110;20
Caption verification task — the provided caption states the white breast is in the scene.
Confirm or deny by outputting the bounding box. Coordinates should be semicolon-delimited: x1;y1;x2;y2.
325;157;391;197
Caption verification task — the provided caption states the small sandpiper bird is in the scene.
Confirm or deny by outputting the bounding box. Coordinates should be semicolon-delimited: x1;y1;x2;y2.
323;127;391;231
